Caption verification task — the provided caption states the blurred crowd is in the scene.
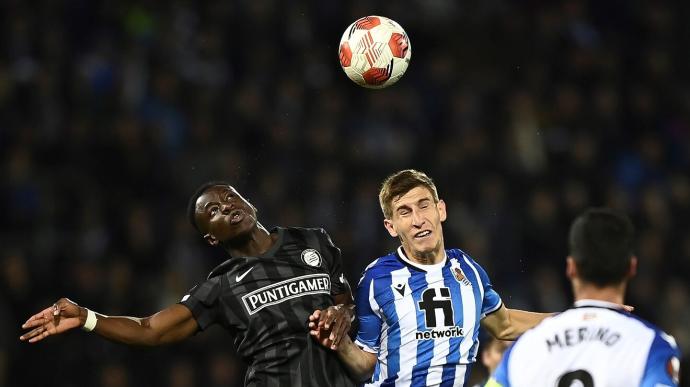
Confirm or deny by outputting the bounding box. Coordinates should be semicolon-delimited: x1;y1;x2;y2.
1;0;689;386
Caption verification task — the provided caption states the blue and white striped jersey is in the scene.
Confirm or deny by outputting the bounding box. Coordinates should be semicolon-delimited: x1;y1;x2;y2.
355;246;503;387
488;300;681;387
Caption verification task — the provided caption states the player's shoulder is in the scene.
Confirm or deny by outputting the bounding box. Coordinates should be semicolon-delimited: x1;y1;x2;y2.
447;248;484;268
207;258;237;279
280;225;325;237
183;272;224;302
282;226;335;244
447;248;494;281
583;306;677;343
360;252;404;278
621;312;680;352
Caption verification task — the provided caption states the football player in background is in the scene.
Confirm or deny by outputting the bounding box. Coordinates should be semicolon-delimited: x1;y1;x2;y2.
470;337;511;387
486;208;681;387
21;182;356;387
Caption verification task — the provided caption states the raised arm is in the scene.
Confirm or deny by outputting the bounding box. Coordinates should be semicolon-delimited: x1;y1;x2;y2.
20;297;198;346
480;304;553;340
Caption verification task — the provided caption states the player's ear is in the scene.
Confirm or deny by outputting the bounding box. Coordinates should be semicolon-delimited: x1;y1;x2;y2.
204;233;219;246
437;199;447;222
566;256;577;280
628;256;638;278
383;219;398;237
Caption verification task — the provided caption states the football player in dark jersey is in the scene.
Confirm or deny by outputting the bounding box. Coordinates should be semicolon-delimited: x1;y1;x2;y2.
20;182;357;387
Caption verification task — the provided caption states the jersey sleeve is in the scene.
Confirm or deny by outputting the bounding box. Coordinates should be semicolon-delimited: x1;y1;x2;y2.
485;341;515;387
316;228;350;296
178;276;222;331
640;331;681;387
466;254;503;317
354;269;382;354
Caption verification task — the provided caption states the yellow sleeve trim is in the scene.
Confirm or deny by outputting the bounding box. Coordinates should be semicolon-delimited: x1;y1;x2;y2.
484;377;504;387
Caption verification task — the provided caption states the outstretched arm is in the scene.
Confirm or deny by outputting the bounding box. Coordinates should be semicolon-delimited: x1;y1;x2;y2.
481;304;553;340
481;302;633;341
20;298;198;346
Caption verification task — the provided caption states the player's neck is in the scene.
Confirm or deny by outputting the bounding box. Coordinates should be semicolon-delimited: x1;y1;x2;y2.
401;244;445;265
225;223;277;257
572;280;627;306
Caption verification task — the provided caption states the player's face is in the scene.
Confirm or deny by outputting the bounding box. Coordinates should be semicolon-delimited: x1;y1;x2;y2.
384;186;447;260
194;185;258;246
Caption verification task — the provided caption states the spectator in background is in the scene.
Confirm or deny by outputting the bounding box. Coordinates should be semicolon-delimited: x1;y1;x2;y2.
470;337;511;387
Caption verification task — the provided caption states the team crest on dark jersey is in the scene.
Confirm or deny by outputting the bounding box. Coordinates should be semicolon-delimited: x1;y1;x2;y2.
301;248;322;267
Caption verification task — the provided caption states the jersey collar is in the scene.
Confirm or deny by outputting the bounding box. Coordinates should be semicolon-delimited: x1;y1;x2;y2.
396;246;447;271
573;299;626;311
206;227;284;279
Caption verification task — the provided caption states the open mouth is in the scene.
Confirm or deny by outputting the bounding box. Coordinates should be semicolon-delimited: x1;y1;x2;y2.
229;209;244;224
414;230;431;239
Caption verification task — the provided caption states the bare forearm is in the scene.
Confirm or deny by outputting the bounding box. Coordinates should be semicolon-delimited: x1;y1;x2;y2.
82;305;197;346
502;309;553;339
336;336;377;382
20;299;197;345
83;308;160;346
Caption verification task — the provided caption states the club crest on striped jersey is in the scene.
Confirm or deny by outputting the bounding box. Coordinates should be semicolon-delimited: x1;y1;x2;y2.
452;267;472;287
301;249;322;267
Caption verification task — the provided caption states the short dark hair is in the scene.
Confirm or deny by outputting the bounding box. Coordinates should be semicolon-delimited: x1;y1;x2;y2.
568;208;635;286
187;181;232;232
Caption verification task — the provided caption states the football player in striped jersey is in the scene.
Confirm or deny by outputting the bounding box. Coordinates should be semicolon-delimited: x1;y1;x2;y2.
310;169;554;387
486;208;681;387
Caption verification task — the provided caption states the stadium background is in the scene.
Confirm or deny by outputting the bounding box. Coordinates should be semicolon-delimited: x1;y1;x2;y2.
1;1;688;386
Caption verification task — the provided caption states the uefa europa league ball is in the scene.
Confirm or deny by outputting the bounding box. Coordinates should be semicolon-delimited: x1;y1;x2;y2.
338;16;411;89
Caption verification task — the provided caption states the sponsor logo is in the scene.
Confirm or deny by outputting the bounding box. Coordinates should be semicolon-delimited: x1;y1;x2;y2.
301;249;322;267
418;287;455;327
416;326;464;340
392;282;407;298
241;274;331;315
415;287;463;340
582;312;597;321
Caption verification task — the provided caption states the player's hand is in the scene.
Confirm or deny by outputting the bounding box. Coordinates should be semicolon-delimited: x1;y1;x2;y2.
20;298;85;343
308;305;353;350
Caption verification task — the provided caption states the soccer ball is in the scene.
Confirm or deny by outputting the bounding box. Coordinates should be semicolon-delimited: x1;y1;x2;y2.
338;16;411;89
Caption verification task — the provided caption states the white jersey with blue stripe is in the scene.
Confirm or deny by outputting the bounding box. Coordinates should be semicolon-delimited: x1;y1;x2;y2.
488;299;681;387
355;247;503;387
